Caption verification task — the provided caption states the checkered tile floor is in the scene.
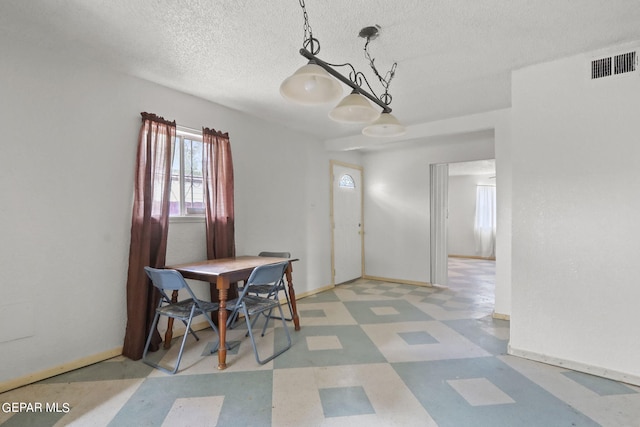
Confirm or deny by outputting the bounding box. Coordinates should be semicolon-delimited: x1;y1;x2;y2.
2;258;639;426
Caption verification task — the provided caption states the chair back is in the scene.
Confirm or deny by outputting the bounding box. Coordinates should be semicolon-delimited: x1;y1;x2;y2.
258;251;291;259
145;266;203;305
243;262;289;294
144;267;188;292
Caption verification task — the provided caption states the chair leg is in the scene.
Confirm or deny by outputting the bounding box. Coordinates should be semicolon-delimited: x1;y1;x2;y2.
227;305;249;337
142;311;161;363
246;303;292;365
261;307;275;337
255;282;291;334
278;303;292;352
228;302;250;330
243;310;262;364
266;284;293;321
171;308;196;374
227;309;240;329
279;285;293;321
179;319;200;341
241;310;262;338
143;307;198;375
202;312;221;354
283;289;293;321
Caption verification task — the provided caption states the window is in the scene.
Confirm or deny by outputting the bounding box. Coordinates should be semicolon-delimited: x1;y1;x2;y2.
339;174;356;189
474;185;496;258
170;130;204;216
474;185;496;231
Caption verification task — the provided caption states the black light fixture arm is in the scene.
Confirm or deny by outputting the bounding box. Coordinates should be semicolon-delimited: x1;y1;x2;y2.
299;48;393;114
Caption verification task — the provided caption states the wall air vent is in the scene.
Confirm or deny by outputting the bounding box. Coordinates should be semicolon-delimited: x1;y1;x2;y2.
591;51;637;80
614;51;636;75
591;57;612;79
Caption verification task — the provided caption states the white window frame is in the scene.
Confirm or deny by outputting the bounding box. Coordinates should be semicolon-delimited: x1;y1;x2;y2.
170;127;205;222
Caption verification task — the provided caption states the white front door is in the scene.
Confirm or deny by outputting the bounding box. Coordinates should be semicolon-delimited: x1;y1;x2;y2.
331;162;363;284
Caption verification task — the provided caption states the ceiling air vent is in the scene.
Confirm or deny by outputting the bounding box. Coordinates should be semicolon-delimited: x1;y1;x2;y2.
591;51;637;80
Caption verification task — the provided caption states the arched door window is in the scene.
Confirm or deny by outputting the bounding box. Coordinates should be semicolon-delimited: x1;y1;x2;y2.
339;174;356;189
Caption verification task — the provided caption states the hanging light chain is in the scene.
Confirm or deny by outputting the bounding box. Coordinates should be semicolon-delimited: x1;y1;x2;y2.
300;0;311;43
299;0;320;55
364;36;397;105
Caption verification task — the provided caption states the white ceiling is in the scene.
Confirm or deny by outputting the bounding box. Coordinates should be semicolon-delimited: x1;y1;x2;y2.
2;0;640;146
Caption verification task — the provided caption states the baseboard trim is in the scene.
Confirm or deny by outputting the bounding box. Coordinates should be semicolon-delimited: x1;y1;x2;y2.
363;275;431;287
492;312;510;320
449;254;496;261
296;284;335;299
0;320;220;394
508;345;640;387
0;347;123;394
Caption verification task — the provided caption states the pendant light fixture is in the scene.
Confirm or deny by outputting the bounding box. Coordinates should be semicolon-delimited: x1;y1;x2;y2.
329;90;380;123
280;63;343;105
362;112;405;137
280;0;405;137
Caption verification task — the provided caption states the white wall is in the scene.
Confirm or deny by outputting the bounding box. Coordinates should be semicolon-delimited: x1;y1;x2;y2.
363;135;495;283
448;173;495;257
509;44;640;384
494;110;512;317
0;39;344;386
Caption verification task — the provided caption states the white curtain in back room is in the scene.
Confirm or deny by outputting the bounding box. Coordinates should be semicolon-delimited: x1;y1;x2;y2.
474;185;496;258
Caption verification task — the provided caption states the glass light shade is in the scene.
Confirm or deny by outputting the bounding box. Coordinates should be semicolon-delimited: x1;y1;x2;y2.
328;92;380;124
280;63;343;105
362;112;406;137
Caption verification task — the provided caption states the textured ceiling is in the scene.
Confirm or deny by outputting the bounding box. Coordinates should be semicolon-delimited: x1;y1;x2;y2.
2;0;640;146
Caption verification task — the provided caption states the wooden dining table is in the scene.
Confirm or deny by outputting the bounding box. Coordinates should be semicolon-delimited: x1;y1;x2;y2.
165;256;300;370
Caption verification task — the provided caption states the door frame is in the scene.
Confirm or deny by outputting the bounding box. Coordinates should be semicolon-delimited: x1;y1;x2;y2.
429;163;449;286
330;160;364;285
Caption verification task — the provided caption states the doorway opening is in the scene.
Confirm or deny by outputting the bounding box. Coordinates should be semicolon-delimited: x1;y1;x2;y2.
430;159;497;307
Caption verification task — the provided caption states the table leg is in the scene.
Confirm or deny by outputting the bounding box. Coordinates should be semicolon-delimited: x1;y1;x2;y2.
164;290;179;349
216;276;228;370
285;263;300;331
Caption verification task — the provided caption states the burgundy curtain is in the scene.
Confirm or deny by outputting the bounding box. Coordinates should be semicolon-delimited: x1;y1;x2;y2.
122;112;176;360
202;127;235;300
203;127;235;259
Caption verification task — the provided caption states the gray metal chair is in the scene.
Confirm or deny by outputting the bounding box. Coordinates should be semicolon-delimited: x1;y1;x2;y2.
142;267;220;374
225;262;292;364
229;251;292;328
252;251;293;320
